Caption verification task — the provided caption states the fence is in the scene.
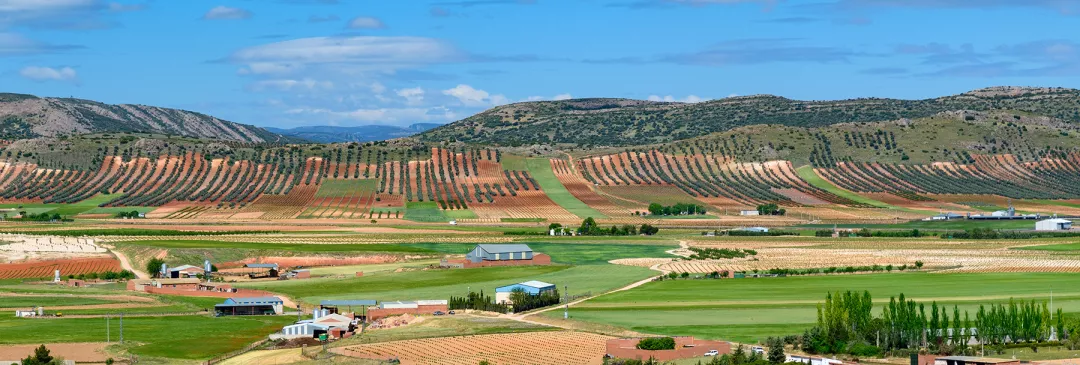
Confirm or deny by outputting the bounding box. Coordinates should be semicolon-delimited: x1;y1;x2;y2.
204;338;269;365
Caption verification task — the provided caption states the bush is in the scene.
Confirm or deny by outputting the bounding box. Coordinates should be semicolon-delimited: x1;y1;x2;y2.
849;343;882;357
636;337;676;350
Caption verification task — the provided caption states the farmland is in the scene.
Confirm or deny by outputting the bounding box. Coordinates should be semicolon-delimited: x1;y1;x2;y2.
340;330;611;365
554;272;1080;343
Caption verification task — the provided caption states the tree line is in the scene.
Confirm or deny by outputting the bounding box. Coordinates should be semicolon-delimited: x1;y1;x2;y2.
646;203;707;216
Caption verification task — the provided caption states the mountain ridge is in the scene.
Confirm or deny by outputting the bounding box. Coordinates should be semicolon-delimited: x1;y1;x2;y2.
418;86;1080;147
0;93;289;143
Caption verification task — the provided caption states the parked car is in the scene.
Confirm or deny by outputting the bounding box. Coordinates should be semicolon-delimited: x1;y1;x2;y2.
705;350;719;356
433;311;445;316
448;310;456;315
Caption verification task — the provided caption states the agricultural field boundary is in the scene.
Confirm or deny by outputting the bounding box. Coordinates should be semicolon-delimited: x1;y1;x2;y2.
524;158;607;219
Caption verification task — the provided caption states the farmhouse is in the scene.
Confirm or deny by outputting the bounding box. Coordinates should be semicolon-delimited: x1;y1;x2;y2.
1035;218;1072;231
605;337;731;361
495;280;556;304
167;264;202;278
279;311;357;339
214;296;284;316
441;244;551;268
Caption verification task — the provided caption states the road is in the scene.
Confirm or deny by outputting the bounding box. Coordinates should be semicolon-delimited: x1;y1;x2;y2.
104;244;150;279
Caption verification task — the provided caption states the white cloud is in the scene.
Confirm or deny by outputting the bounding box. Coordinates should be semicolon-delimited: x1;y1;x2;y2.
249;78;333;91
229;36;461;74
203;6;251;20
647;94;710;103
396;87;425;105
442;84;508;107
19;66;77;82
347;16;385;29
553;93;573;100
369;82;387;94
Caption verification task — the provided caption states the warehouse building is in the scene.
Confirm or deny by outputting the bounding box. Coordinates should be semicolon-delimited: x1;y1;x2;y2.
167;265;202;278
279;311;356;339
214;296;284;316
1035;218;1072;231
442;244;551;268
367;300;448;320
495;281;556;304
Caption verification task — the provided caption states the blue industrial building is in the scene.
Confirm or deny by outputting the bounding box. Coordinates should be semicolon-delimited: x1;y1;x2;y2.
495;280;556;304
466;244;534;262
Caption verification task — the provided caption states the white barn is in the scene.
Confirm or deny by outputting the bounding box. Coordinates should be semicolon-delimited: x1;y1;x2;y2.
1035;218;1072;231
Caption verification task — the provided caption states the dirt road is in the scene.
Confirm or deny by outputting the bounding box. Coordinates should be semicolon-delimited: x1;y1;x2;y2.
103;244;150;279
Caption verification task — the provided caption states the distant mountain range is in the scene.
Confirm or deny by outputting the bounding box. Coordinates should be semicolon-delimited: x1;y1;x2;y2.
0;93;288;143
266;123;442;143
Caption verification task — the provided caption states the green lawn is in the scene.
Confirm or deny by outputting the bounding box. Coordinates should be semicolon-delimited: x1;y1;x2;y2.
236;264;654;304
1015;242;1080;251
556;272;1080;343
405;241;677;265
0;315;293;360
525;158;607;219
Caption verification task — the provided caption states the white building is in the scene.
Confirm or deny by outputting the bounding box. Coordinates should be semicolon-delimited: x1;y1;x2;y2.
786;355;842;365
1035;218;1072;231
740;210;759;216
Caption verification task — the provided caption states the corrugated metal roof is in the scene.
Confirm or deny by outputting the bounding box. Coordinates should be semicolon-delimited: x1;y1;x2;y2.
245;263;279;268
229;296;283;305
476;244;532;254
169;265;200;271
320;300;377;306
519;280;555;288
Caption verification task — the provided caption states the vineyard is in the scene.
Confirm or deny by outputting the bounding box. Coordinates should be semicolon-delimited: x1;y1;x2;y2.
0;257;121;279
340;331;611;365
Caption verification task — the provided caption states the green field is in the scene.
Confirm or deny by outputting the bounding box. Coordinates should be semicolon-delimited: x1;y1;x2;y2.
525;158;607;219
0;193;122;216
405;241;677;265
0;296;117;308
0;315;293;360
1016;242;1080;251
555;272;1080;343
315;178;377;198
404;201;450;222
81;206;156;215
499;154;528;171
794;165;889;208
237;264;653;304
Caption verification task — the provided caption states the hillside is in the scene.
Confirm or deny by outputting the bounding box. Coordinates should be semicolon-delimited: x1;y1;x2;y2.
418;86;1080;147
266;123;440;143
0;93;286;143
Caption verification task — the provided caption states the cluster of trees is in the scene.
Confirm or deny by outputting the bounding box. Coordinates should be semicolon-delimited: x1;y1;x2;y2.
756;204;786;216
113;210;144;219
688;247;756;260
796;291;1070;357
508;288;560;313
20;345;67;365
646;203;707;216
576;217;658;236
9;212;67;222
635;337;675;350
65;270;135;280
762;262;921;277
448;291;508;314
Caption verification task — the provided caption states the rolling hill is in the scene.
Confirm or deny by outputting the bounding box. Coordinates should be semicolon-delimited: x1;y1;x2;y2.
0;93;287;143
418;86;1080;147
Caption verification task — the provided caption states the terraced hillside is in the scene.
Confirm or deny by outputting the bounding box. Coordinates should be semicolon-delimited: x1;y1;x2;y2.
419;86;1080;147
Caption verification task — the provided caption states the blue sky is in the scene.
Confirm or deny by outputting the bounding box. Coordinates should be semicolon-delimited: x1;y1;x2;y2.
2;0;1079;129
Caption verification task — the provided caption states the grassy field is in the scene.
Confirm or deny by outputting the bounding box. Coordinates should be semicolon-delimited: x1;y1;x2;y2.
445;209;478;219
499;154;529;171
237;264;654;304
1015;242;1080;251
795;165;890;208
315;178;377;198
0;193;122;216
525;158;607;219
405;241;677;265
0;315;293;359
0;296;118;308
555;272;1080;343
404;201;449;222
81;206;156;215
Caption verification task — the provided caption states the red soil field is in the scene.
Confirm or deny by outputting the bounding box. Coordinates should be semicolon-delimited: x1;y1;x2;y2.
0;257;122;279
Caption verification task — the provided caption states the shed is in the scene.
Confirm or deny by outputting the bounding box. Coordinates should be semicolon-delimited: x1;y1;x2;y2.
245;263;280;269
1035;218;1072;231
736;227;769;233
739;210;759;216
495;280;556;304
215;296;283;316
466;244;534;263
168;264;202;278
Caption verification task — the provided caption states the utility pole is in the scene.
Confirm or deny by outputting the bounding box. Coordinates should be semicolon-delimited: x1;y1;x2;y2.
564;285;568;320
